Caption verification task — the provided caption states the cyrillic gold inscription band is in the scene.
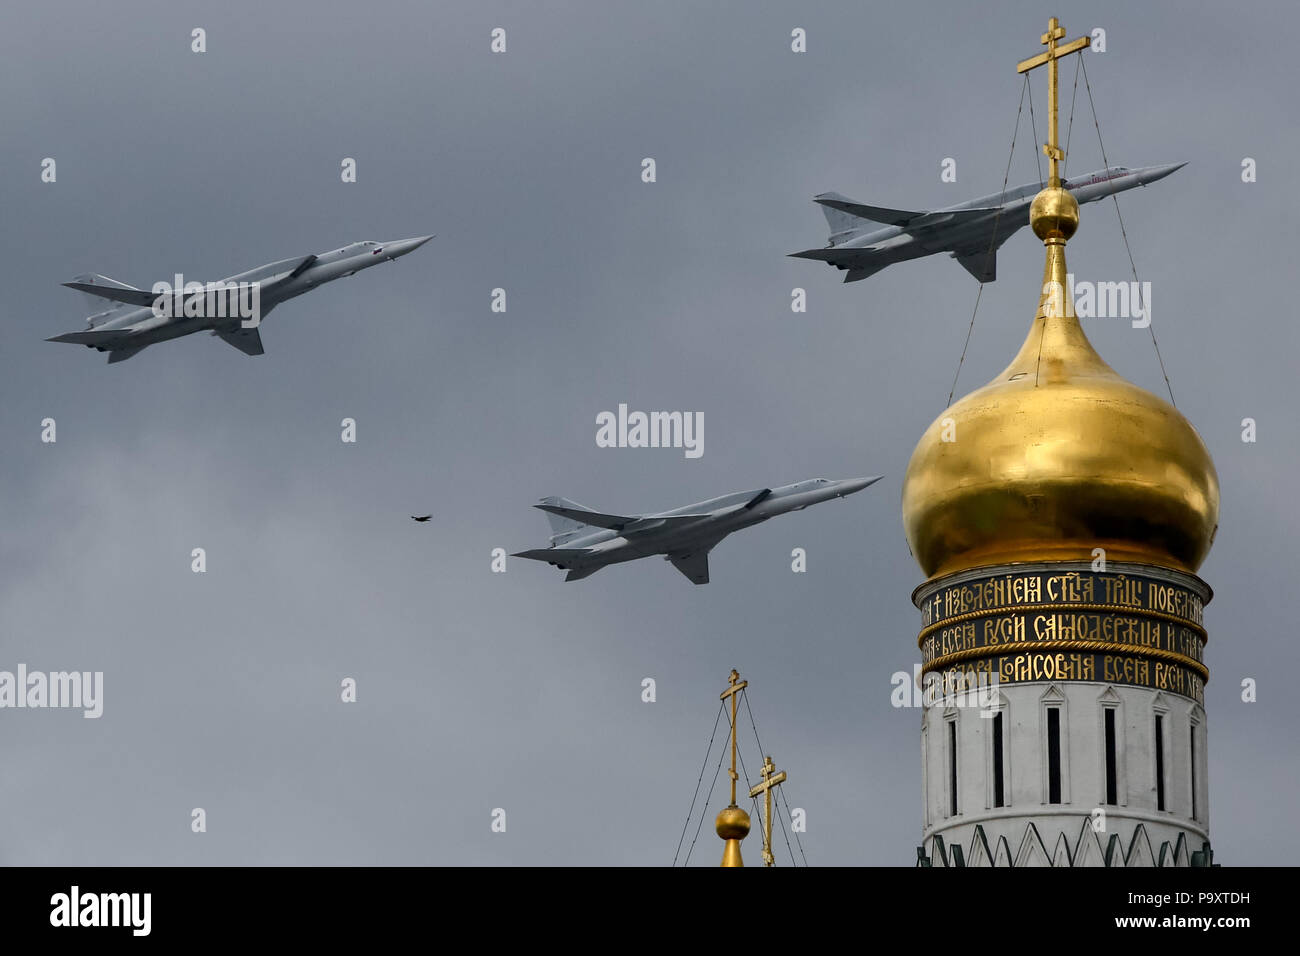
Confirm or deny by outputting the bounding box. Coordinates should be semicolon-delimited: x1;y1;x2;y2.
920;609;1205;663
923;647;1205;705
917;602;1207;646
918;570;1205;630
913;565;1211;705
922;640;1207;681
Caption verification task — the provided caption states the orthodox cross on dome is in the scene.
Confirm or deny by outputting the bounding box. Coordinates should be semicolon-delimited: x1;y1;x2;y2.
715;669;752;867
719;669;748;807
1016;17;1091;187
748;754;788;867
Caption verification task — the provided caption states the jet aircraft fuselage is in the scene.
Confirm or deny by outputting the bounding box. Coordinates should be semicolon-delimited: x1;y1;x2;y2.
48;236;433;362
792;164;1184;283
514;476;881;584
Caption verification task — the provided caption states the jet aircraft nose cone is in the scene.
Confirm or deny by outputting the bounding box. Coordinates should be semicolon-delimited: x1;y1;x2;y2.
837;475;883;496
385;235;435;258
1139;162;1186;185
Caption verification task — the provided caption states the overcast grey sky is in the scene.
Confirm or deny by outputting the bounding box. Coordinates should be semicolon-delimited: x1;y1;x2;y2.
1;0;1296;865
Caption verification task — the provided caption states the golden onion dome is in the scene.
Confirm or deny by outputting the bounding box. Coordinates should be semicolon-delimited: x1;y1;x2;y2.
715;804;751;868
715;805;751;840
901;185;1219;580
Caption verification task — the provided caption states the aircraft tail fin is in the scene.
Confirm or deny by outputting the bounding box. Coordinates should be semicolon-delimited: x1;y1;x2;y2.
534;496;636;542
68;273;141;301
536;497;595;544
819;204;866;241
63;274;156;308
814;193;921;236
66;274;143;326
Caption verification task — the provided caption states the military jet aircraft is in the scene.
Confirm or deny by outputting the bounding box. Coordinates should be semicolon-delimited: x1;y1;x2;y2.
48;236;433;363
513;476;881;584
791;164;1184;283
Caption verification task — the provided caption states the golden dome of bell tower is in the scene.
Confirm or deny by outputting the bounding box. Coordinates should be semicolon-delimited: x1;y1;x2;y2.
902;42;1218;580
901;183;1219;577
905;18;1219;868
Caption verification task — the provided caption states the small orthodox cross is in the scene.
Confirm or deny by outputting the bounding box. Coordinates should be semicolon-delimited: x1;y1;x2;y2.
748;754;788;867
1016;17;1091;186
719;669;748;806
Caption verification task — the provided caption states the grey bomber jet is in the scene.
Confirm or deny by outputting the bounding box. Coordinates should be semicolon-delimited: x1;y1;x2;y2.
791;164;1184;283
513;476;881;584
48;236;433;362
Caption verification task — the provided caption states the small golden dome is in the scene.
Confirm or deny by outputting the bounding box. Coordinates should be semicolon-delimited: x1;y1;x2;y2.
1030;185;1079;241
901;187;1219;579
715;805;751;840
716;804;751;867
